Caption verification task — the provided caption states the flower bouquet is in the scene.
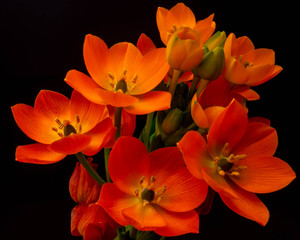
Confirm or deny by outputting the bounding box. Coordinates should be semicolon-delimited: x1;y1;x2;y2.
11;2;296;239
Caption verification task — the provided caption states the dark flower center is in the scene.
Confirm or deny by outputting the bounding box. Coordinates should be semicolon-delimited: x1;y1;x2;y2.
217;157;234;172
141;188;155;202
115;79;128;93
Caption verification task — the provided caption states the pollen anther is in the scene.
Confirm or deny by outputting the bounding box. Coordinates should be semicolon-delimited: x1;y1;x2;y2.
75;115;80;124
139;176;145;185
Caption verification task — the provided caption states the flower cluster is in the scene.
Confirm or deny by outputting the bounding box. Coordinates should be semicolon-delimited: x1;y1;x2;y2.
11;2;295;239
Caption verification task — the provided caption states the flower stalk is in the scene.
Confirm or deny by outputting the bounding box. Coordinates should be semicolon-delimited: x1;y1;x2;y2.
75;152;106;186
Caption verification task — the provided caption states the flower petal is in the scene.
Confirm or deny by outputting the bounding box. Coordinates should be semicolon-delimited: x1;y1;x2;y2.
194;14;216;43
178;131;211;180
99;183;139;227
137;33;157;55
158;167;208;212
231;156;296;193
243;48;275;65
48;134;92;155
220;182;269;226
108;137;150;195
34;90;70;120
232;122;278;157
69;90;109;133
83;34;109;89
96;88;139;107
16;143;66;164
170;3;196;29
148;147;186;187
11;104;58;144
122;202;166;230
132;48;169;95
208;99;248;157
108;42;142;81
191;94;209;129
201;166;238;199
154;206;200;237
156;6;171;45
82;118;116;156
224;57;248;84
250;65;282;86
65;70;106;105
246;64;274;85
124;91;171;115
231;86;260;101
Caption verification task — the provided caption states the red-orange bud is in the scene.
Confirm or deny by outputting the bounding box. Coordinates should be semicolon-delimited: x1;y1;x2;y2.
69;158;101;204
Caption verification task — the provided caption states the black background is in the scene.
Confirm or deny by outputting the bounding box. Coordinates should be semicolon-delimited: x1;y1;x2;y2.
2;0;299;239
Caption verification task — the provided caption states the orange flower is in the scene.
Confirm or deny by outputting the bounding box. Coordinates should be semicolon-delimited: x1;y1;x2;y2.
166;26;204;72
99;137;208;236
11;90;115;164
65;34;171;115
178;100;296;225
156;2;215;45
224;33;282;85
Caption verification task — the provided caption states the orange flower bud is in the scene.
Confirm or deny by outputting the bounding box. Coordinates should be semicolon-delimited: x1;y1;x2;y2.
166;27;204;71
69;158;101;204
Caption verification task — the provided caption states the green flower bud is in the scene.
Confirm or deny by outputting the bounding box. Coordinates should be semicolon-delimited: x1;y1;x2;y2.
193;47;225;80
162;108;183;135
204;31;226;51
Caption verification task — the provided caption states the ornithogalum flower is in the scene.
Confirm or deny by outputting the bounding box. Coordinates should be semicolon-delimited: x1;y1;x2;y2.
223;33;282;85
99;137;208;236
156;2;215;45
178;99;296;225
11;90;115;164
65;34;171;115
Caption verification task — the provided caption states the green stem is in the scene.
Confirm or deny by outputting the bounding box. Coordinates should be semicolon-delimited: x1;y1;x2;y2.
104;148;112;183
196;78;210;98
185;75;201;104
114;107;123;140
169;69;182;98
144;112;154;151
130;227;138;239
75;152;106;186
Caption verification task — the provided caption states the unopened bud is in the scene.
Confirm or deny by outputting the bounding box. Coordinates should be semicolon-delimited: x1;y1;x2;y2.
193;47;225;80
204;31;226;51
166;26;203;72
162;108;183;135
